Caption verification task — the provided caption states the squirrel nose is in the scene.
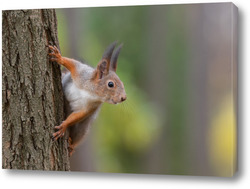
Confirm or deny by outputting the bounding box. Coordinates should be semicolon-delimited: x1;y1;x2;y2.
121;96;127;102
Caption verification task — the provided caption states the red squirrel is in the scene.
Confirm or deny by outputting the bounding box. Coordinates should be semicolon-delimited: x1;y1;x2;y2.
49;42;126;155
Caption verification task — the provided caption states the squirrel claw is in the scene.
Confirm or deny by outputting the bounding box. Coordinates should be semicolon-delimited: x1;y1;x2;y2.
49;46;61;63
49;45;60;53
52;124;66;141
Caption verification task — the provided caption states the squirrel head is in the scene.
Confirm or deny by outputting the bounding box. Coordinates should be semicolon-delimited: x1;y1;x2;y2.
92;42;126;104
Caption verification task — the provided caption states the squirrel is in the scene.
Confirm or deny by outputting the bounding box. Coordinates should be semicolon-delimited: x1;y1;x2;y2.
48;42;126;156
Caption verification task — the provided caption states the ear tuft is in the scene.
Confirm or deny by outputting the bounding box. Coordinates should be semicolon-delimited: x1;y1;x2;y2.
110;44;123;72
99;41;118;74
102;41;117;61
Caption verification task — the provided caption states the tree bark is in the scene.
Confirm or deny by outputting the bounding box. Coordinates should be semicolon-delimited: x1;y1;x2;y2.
2;9;70;170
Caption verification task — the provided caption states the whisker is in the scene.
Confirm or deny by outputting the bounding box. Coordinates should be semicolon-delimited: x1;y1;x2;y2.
124;99;136;116
121;99;135;120
117;103;123;121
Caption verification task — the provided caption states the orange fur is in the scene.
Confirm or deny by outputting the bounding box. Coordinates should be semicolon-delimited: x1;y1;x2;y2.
49;45;78;80
52;105;98;141
58;57;78;80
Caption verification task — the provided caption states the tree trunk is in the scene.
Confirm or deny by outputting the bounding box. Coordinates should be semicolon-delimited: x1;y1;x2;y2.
2;9;70;170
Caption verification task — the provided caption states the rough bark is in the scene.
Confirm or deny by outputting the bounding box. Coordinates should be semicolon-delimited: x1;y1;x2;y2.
2;9;70;170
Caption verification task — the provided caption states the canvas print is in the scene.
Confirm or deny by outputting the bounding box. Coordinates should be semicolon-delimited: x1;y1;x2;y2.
2;2;238;177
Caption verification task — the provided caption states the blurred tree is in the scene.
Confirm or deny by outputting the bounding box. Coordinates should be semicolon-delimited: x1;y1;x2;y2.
143;5;169;174
185;5;211;175
162;6;189;175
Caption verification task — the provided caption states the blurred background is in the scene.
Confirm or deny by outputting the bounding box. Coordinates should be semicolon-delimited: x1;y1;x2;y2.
56;2;237;177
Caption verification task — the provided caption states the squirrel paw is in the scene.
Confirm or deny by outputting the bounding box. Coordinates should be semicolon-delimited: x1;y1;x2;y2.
49;45;62;63
52;123;66;141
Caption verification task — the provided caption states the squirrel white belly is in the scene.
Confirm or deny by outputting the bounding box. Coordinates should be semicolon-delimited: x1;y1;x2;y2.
49;42;126;156
63;73;100;112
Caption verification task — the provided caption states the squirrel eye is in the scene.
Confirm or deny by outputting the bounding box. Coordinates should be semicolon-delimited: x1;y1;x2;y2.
108;81;114;88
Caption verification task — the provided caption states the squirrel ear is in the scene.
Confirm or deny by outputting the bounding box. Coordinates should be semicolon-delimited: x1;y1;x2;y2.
110;44;123;72
102;41;117;72
94;42;120;79
96;60;108;79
